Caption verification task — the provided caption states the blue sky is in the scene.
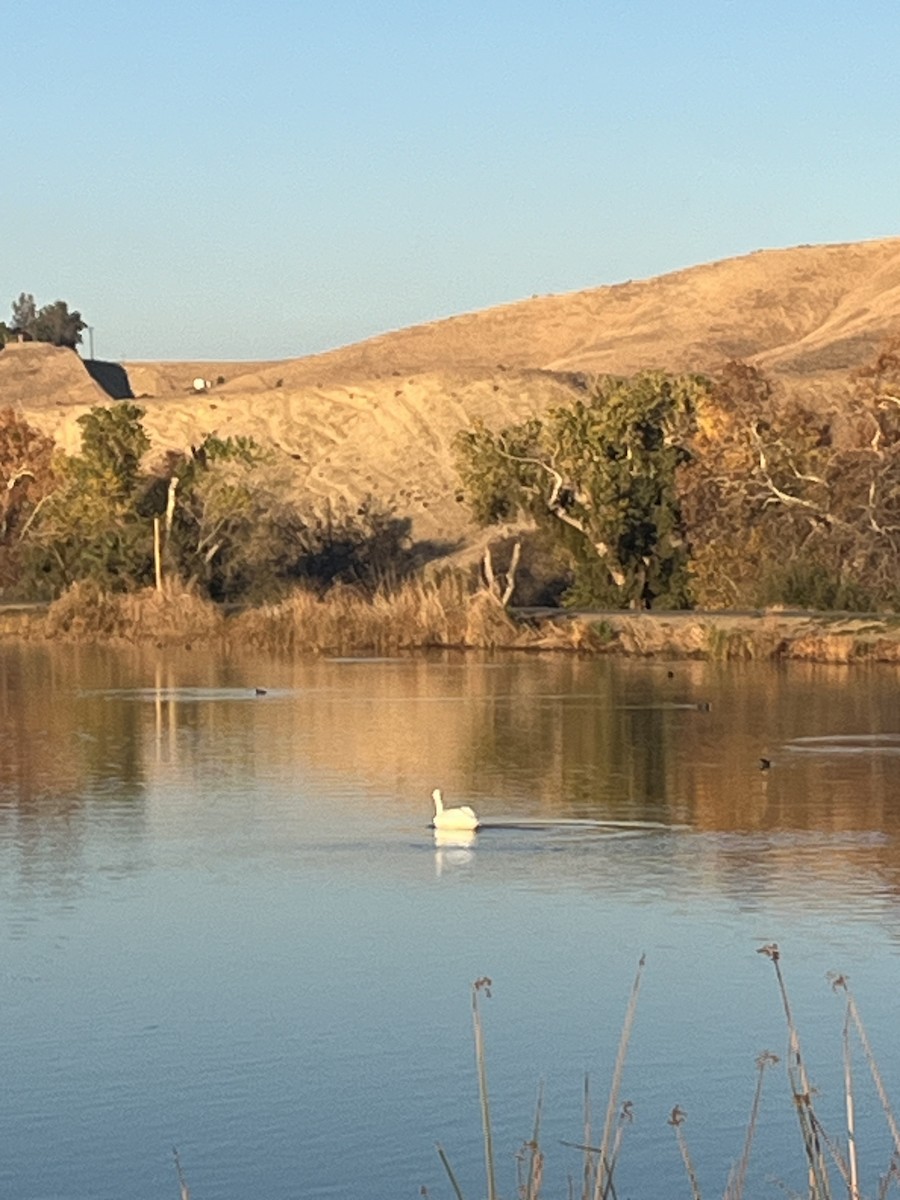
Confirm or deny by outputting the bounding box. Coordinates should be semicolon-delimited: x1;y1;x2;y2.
3;1;898;361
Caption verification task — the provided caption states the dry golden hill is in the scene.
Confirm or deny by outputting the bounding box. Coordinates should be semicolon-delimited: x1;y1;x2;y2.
4;237;900;548
0;341;111;407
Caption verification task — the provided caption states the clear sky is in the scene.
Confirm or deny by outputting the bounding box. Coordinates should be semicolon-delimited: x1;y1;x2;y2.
3;1;898;362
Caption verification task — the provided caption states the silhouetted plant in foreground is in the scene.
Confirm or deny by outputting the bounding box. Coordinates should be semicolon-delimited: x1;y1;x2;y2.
433;950;900;1200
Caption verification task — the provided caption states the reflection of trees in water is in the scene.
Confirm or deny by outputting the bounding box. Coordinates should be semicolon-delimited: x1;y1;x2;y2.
451;655;900;909
0;644;148;804
0;644;152;889
673;664;900;837
6;645;900;909
459;657;697;821
0;644;81;806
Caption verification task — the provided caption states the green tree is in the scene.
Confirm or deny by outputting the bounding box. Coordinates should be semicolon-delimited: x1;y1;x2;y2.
32;299;86;349
7;293;86;348
454;371;705;608
74;402;150;496
159;434;304;600
10;292;37;335
19;404;153;596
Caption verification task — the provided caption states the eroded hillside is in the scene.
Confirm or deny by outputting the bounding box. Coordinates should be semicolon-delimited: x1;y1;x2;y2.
4;237;900;548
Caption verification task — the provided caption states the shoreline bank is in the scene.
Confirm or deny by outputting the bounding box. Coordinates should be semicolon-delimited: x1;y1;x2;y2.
557;608;900;664
3;598;900;664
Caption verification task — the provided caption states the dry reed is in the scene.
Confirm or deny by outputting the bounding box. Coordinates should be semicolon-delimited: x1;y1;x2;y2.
593;953;645;1200
436;951;900;1200
668;1106;702;1200
472;977;497;1200
758;943;832;1199
172;1147;190;1200
43;581;225;644
230;576;536;655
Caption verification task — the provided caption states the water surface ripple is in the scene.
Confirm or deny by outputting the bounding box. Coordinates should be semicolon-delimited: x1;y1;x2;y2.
2;645;900;1199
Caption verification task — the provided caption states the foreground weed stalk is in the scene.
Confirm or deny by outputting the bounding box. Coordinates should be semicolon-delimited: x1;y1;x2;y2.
724;1051;779;1200
593;953;645;1200
759;943;832;1200
841;997;860;1200
435;1144;465;1200
515;1084;545;1200
669;1105;702;1200
472;976;497;1200
831;973;900;1163
172;1147;190;1200
434;976;498;1200
582;1075;593;1200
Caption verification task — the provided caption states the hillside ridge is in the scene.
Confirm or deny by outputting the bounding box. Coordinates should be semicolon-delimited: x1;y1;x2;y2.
3;237;900;547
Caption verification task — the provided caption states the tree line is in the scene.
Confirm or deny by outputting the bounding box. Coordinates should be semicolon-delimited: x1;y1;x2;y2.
0;293;86;349
3;340;900;610
454;342;900;611
0;404;416;602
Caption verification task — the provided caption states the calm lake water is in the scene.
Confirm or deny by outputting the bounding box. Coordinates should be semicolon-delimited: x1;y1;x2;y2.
2;643;900;1199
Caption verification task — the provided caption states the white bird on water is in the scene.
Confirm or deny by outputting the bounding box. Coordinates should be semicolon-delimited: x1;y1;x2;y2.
431;787;480;832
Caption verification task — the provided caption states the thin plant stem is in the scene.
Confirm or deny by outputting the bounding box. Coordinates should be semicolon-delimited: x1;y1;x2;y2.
594;953;645;1200
809;1108;852;1191
472;976;496;1200
605;1102;634;1197
725;1051;779;1200
669;1106;702;1200
435;1143;466;1200
843;1004;860;1200
172;1147;190;1200
583;1073;594;1200
832;974;900;1160
759;943;832;1200
517;1083;545;1200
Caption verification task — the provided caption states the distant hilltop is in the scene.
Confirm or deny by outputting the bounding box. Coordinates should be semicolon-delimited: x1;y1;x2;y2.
3;236;900;547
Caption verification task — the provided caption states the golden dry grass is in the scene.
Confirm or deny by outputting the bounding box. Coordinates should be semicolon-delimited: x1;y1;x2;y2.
229;576;536;655
43;581;225;644
14;584;900;661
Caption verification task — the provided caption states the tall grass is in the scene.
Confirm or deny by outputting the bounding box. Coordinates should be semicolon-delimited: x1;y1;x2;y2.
172;1148;190;1200
439;958;646;1200
435;950;900;1200
230;576;539;655
43;580;225;644
472;977;497;1200
26;574;626;653
759;942;832;1199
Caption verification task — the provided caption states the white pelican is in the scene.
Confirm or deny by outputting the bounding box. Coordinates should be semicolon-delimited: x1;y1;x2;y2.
431;787;480;831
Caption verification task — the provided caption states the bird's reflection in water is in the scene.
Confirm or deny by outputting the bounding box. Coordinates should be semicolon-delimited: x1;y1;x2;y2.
433;827;476;875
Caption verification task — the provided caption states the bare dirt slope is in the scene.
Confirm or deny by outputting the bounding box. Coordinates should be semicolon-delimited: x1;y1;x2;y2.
0;341;111;408
4;237;900;549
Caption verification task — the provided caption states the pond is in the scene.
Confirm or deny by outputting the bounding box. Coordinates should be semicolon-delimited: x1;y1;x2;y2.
1;643;900;1199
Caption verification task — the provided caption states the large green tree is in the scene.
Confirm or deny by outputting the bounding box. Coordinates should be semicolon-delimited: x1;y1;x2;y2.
20;403;153;595
455;371;706;608
158;435;305;600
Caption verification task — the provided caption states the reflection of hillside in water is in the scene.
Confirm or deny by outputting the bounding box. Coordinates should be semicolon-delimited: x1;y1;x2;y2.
4;644;900;909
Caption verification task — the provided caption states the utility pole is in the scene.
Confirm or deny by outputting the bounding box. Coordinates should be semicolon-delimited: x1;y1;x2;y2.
87;325;95;359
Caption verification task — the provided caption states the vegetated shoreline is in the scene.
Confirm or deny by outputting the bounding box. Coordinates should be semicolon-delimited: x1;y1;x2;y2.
2;581;900;664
